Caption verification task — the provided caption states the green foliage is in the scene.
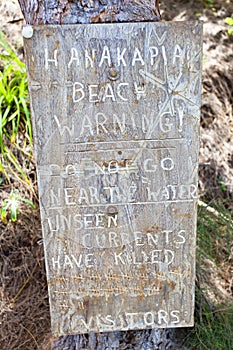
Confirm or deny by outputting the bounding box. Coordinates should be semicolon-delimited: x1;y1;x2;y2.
198;0;215;11
203;0;214;10
186;203;233;349
0;31;32;185
188;299;233;350
225;17;233;36
0;189;35;223
197;202;232;264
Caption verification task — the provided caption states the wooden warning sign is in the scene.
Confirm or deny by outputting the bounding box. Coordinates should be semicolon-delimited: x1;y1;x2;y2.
23;21;202;336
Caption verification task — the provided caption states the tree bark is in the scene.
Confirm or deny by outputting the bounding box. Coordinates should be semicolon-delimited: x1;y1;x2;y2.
18;1;186;349
18;0;161;25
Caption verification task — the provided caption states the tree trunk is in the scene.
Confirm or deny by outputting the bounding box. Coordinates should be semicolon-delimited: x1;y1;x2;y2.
18;0;161;25
18;1;185;349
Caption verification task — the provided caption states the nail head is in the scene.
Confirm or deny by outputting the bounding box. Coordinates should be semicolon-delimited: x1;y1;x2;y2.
22;26;34;39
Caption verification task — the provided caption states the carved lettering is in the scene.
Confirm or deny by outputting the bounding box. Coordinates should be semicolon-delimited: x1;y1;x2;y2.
25;22;202;334
45;45;182;70
74;310;180;332
52;253;96;271
114;249;174;266
44;48;58;70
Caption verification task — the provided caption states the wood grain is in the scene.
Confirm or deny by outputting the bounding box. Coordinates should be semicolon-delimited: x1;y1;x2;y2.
23;21;202;336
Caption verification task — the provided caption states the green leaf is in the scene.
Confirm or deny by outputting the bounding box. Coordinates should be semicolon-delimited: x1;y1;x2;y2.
0;30;32;185
225;17;233;26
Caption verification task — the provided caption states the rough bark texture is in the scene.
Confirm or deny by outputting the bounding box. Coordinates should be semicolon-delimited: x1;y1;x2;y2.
18;1;188;349
52;328;186;349
18;0;161;25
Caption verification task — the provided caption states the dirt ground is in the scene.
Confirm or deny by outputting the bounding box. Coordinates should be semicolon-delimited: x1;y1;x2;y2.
0;0;233;349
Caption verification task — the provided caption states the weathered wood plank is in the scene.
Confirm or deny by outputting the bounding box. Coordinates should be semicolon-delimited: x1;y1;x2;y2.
23;21;202;336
